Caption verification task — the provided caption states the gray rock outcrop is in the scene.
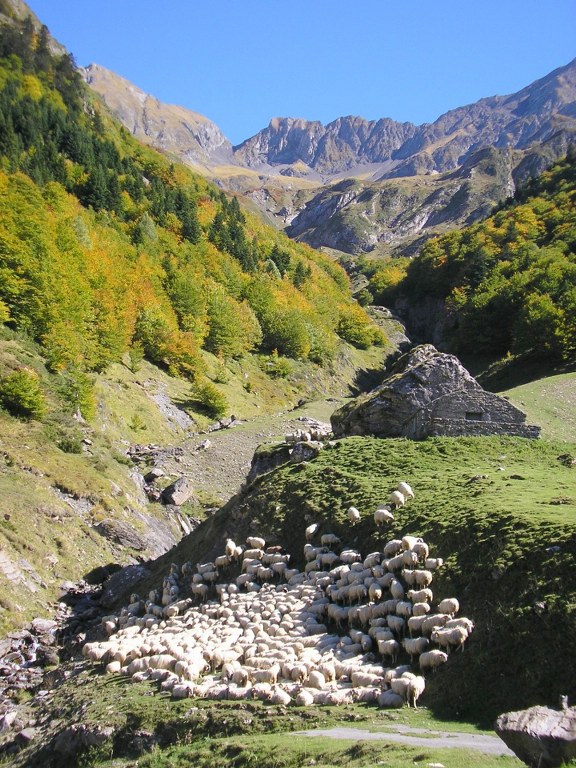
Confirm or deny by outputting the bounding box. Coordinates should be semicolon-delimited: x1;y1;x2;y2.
161;476;197;507
331;344;540;440
495;704;576;767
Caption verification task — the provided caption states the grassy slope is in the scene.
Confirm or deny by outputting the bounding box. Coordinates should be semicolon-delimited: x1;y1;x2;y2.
502;371;576;442
0;322;389;634
4;672;519;768
143;432;576;727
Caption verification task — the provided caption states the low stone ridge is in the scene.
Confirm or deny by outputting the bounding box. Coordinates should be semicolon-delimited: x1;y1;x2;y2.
495;704;576;767
331;344;540;440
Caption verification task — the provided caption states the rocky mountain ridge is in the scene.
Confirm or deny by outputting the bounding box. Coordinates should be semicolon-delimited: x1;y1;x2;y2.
83;57;576;256
82;64;234;171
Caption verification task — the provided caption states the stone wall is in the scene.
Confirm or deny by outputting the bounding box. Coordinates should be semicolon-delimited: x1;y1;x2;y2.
430;388;528;424
429;418;541;439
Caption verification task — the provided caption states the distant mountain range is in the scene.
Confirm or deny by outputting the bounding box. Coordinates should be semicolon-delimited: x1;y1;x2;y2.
80;57;576;256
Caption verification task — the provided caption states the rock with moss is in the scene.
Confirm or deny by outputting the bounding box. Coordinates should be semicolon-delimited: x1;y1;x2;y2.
331;344;540;440
495;703;576;767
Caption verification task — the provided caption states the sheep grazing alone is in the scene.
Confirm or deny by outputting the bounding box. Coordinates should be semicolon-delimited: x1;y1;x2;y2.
347;506;361;524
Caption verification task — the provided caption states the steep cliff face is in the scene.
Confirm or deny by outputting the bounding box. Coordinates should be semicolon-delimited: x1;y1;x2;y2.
233;115;416;174
82;64;235;169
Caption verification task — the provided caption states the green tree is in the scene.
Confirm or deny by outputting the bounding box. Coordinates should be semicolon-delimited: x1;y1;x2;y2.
0;368;46;419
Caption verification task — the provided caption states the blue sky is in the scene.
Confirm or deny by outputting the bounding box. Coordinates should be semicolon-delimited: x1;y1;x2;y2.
28;1;576;146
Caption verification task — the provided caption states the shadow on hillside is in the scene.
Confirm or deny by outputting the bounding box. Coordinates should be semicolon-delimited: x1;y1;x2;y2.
350;367;386;396
472;354;576;392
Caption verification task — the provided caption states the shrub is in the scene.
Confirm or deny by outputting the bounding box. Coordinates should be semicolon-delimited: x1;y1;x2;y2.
261;350;292;379
57;432;83;453
337;304;385;349
192;380;228;419
0;368;46;420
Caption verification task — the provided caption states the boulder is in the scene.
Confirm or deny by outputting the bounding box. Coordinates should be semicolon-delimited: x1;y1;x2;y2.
495;704;576;767
331;344;539;440
144;467;165;483
52;724;115;757
100;564;151;609
161;477;196;506
290;441;323;463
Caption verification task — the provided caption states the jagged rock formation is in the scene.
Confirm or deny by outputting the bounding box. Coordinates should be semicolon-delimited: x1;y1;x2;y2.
233;115;417;175
236;58;576;178
82;64;234;170
495;704;576;767
331;345;540;440
82;58;576;256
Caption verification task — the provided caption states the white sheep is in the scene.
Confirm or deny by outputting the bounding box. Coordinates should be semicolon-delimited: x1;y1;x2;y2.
412;569;433;587
320;533;341;548
421;613;450;636
377;638;400;663
406;675;426;707
397;482;414;499
419;649;448;672
305;523;319;541
402;636;429;660
425;557;444;571
437;597;459;616
246;536;266;549
431;626;469;653
383;539;403;557
347;506;361;524
389;490;405;509
413;541;429;561
374;506;395;527
407;588;433;604
444;617;474;634
378;690;404;708
295;689;314;706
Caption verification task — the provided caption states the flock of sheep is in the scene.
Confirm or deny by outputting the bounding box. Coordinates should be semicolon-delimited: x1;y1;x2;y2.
83;482;474;709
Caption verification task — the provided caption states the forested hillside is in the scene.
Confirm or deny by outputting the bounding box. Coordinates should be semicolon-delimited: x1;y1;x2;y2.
365;152;576;367
0;15;383;419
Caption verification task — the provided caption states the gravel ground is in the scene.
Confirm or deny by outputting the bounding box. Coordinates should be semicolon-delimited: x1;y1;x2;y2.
143;398;346;505
294;725;516;757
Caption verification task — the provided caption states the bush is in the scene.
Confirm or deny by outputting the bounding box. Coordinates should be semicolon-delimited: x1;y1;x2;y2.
57;432;83;453
0;369;46;420
337;304;385;349
192;380;228;419
261;350;292;379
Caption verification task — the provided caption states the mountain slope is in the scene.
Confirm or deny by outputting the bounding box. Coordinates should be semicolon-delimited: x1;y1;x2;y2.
232;56;576;179
82;63;234;171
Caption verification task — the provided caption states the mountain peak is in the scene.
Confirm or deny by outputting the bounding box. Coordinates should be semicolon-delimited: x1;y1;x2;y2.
81;63;234;169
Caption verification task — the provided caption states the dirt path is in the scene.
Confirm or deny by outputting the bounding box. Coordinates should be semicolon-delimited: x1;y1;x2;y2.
294;724;517;757
158;398;345;506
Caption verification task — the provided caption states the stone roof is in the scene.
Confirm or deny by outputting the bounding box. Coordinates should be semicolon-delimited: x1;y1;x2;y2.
331;344;540;439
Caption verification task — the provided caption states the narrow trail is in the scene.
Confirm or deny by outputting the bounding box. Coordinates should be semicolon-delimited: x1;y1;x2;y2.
155;398;345;505
294;724;517;757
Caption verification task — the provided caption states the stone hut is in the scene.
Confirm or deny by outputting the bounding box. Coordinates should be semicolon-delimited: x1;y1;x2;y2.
331;344;540;440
